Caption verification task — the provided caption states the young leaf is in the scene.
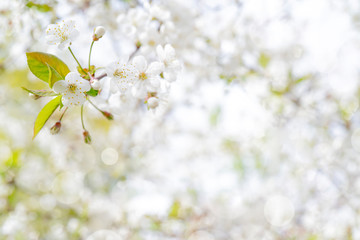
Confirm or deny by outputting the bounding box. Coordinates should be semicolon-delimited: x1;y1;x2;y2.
33;96;62;139
26;52;70;85
86;88;99;97
259;52;270;69
26;2;53;12
47;64;63;88
22;87;59;97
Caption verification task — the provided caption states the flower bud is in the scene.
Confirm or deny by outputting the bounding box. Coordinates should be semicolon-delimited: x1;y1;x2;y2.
50;121;61;135
29;93;41;100
91;79;101;90
83;130;92;144
93;26;105;41
147;97;159;109
101;111;113;120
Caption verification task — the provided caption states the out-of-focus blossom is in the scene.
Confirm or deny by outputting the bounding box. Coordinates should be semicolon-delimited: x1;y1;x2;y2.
93;26;105;41
53;72;90;107
132;55;163;98
105;58;138;93
45;20;79;49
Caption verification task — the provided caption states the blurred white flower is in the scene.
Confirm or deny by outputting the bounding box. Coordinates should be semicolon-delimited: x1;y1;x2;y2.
147;97;159;109
45;20;79;49
93;26;105;40
132;55;164;98
117;8;149;38
105;58;138;93
156;44;181;82
53;72;90;107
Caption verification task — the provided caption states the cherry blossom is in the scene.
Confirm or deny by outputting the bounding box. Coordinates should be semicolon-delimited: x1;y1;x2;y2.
131;55;164;98
53;72;91;107
45;20;79;49
105;58;138;93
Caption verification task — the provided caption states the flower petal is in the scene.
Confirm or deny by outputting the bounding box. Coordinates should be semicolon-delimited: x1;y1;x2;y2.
63;91;86;107
53;80;67;93
65;72;81;84
147;61;164;76
77;79;91;92
156;45;165;61
132;55;147;72
164;44;176;60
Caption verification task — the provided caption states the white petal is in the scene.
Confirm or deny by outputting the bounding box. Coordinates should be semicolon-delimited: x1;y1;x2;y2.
69;29;79;41
53;80;67;93
77;79;91;92
65;72;81;84
110;79;119;93
58;40;70;50
105;62;118;78
156;45;165;61
45;24;58;35
46;35;60;45
132;55;147;72
164;44;176;59
63;91;86;106
149;77;160;88
147;62;164;76
164;72;177;82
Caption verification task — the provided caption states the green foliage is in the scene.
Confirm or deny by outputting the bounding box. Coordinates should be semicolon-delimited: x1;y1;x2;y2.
26;52;70;86
33;96;61;139
22;87;59;98
209;106;221;126
259;52;270;69
168;200;181;219
219;74;236;84
26;1;53;12
86;88;99;97
47;64;63;88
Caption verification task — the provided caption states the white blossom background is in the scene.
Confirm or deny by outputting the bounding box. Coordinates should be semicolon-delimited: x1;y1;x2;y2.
1;0;360;239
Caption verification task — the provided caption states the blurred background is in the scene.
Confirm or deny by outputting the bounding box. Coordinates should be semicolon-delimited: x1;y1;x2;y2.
1;0;360;239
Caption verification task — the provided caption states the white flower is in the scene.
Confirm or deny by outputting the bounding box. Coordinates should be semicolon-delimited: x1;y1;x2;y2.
147;97;159;109
156;44;181;82
105;57;138;93
53;72;90;107
139;25;162;54
117;8;150;38
93;26;105;40
132;55;164;98
148;4;171;22
145;91;168;114
46;20;79;49
90;79;101;90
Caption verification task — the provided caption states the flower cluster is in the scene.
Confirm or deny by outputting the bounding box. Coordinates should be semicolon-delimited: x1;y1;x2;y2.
27;19;180;142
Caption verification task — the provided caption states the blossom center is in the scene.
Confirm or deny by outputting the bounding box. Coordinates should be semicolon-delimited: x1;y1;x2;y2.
68;84;77;93
139;72;147;81
114;69;126;78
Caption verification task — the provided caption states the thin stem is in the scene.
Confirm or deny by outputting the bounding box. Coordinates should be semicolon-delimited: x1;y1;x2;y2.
129;45;141;60
59;107;68;121
81;104;86;130
88;40;95;70
87;98;102;112
68;47;87;75
96;73;107;80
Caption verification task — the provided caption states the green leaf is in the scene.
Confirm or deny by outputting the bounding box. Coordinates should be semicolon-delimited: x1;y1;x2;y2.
22;87;59;97
168;200;181;219
33;96;62;139
259;52;270;69
295;74;312;84
26;52;70;85
26;2;52;12
86;88;99;97
47;64;63;88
